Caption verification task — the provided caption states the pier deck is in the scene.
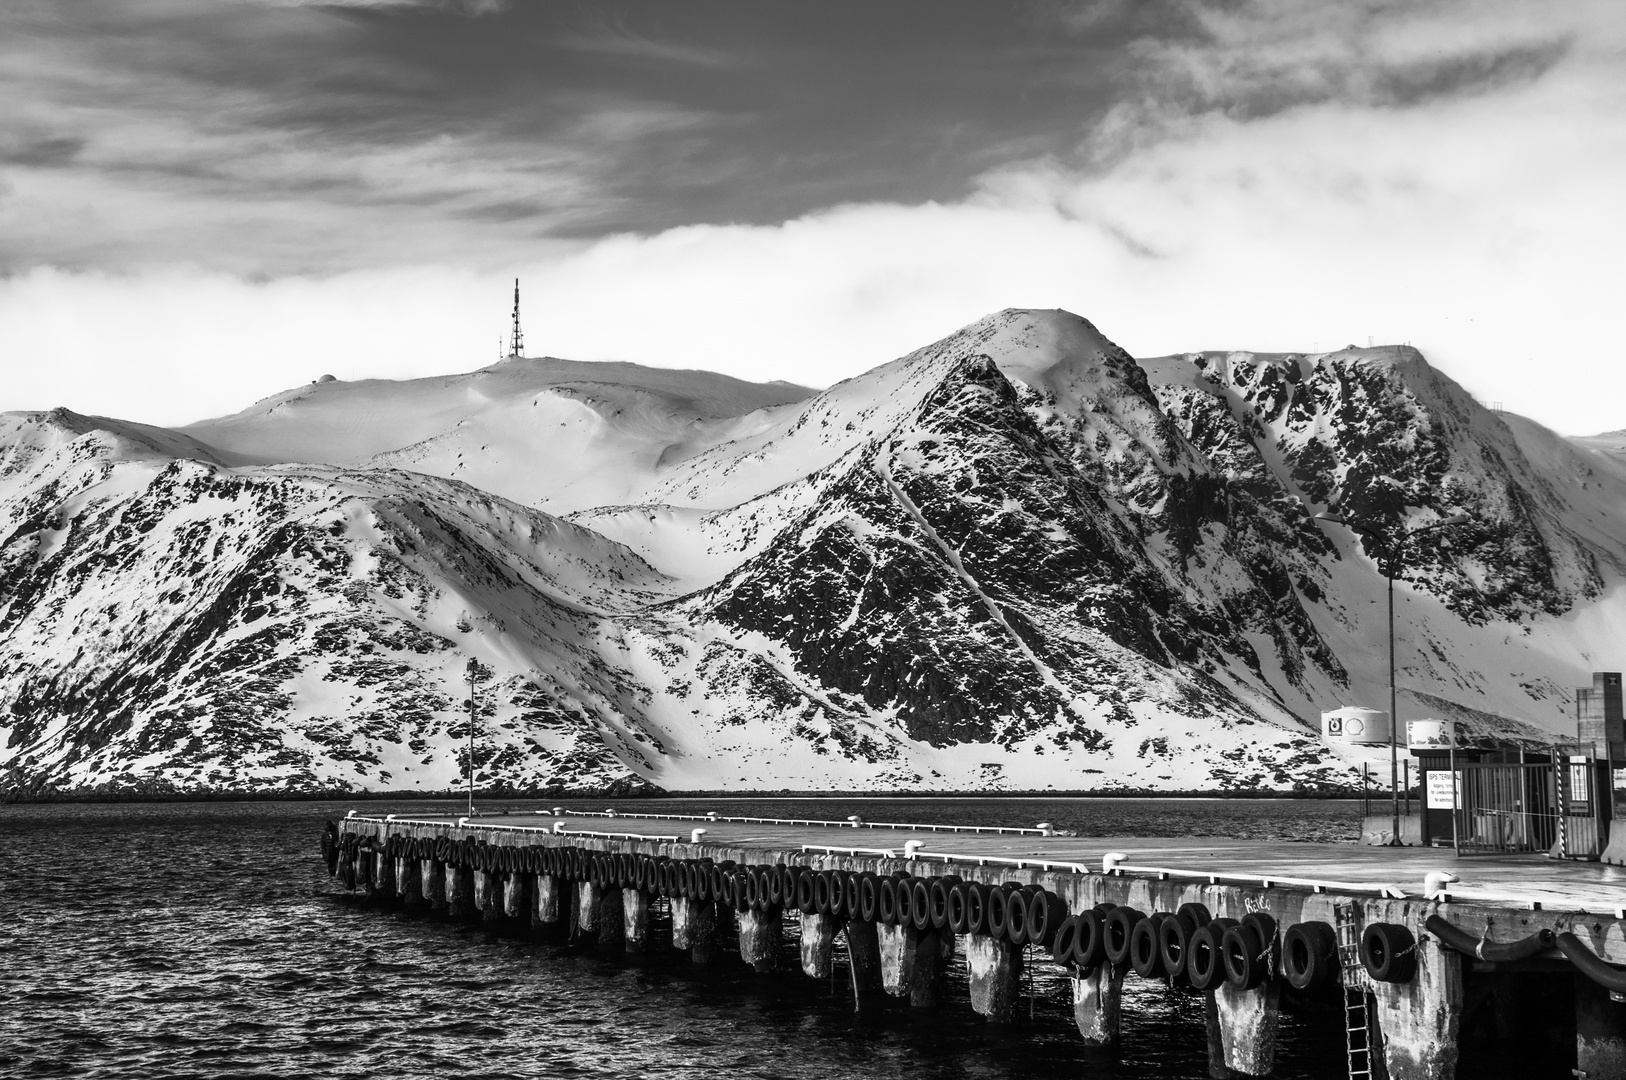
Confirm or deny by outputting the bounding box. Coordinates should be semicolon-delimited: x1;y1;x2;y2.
405;810;1626;913
331;807;1626;1079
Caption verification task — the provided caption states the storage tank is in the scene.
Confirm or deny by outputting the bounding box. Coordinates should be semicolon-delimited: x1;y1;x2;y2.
1321;707;1392;746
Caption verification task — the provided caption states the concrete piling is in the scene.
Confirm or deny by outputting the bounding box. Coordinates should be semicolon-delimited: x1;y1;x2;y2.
1371;934;1463;1080
421;860;444;909
800;913;838;978
534;875;561;926
1576;976;1626;1080
878;924;916;997
674;897;718;963
737;907;780;972
1208;981;1281;1077
373;852;394;897
503;873;526;918
598;886;625;948
473;871;498;915
1071;964;1124;1047
965;934;1023;1022
445;864;474;918
622;889;650;953
574;881;601;936
395;859;421;904
844;920;885;1006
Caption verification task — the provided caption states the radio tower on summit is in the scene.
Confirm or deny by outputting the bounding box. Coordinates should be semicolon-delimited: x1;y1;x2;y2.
508;278;524;358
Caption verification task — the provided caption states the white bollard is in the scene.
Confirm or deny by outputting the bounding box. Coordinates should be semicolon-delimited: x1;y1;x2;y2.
690;828;708;843
904;840;925;858
1103;851;1127;874
1037;821;1055;836
1424;870;1460;900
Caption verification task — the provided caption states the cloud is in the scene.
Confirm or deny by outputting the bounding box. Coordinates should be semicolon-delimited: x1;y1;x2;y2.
3;0;1625;435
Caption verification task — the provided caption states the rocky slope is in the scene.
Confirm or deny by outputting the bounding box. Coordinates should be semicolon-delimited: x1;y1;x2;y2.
2;310;1620;795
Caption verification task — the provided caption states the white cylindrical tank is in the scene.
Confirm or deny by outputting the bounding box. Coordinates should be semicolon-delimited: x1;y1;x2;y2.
1321;707;1393;746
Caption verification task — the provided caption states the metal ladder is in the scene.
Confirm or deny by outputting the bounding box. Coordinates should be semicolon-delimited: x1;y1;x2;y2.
1336;903;1373;1080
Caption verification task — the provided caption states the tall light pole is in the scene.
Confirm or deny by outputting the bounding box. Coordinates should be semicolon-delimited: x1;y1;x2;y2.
465;657;487;817
1315;510;1470;845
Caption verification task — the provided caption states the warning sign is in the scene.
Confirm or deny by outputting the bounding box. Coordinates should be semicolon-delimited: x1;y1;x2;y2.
1425;770;1463;810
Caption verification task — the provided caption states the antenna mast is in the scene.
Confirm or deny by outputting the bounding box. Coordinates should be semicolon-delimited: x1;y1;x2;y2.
508;278;524;358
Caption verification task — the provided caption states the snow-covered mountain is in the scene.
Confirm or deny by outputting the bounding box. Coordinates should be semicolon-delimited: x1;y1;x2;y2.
2;310;1618;795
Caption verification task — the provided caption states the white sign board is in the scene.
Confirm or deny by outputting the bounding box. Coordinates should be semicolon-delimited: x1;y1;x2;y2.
1407;719;1455;749
1425;769;1463;810
1569;757;1591;802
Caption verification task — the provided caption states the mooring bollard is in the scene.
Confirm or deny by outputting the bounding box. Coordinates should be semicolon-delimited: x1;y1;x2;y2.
1072;963;1125;1047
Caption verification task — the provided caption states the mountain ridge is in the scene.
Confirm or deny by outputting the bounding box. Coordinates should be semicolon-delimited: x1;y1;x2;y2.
2;308;1618;795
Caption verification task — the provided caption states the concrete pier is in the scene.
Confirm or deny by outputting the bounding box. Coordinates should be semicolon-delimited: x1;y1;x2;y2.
965;934;1023;1022
800;913;838;978
333;811;1626;1074
1209;982;1281;1077
1072;964;1124;1047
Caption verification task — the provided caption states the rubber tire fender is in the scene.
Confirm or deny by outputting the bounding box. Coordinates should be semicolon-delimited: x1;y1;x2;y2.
878;877;900;926
1222;923;1267;990
1130;914;1169;978
732;871;753;913
1361;922;1418;984
1281;921;1338;991
757;866;777;910
1178;902;1213;928
910;880;933;931
964;883;990;936
1072;909;1107;969
1004;888;1031;945
766;864;785;907
1026;890;1066;950
1157;913;1196;983
843;871;862;919
895;877;916;927
929;876;961;930
828;870;849;918
1103;906;1145;967
1051;913;1082;965
858;873;881;923
986;885;1017;940
1188;918;1238;992
946;882;970;934
795;869;818;915
812;870;833;916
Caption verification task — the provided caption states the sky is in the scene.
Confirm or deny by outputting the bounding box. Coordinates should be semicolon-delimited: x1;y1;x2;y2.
1;0;1623;433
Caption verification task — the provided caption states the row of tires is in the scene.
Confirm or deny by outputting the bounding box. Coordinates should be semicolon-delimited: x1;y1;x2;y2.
321;825;1418;987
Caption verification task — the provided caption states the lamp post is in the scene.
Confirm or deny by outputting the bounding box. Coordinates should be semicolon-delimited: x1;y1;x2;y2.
1315;510;1469;846
464;657;487;818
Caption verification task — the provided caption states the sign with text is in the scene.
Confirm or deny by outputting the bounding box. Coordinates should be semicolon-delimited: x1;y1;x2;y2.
1407;720;1455;749
1425;769;1463;810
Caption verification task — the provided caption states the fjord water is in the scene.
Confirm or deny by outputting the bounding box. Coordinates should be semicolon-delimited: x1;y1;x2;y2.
0;798;1358;1079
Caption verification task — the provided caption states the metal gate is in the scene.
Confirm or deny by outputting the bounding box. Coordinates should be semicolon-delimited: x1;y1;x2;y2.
1452;760;1607;856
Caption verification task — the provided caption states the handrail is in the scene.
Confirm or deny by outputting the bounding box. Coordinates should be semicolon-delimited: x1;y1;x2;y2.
801;844;899;858
913;850;1094;874
1105;859;1408;899
559;809;1044;835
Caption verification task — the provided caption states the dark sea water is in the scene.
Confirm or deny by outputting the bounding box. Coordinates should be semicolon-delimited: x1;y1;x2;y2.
0;798;1363;1079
